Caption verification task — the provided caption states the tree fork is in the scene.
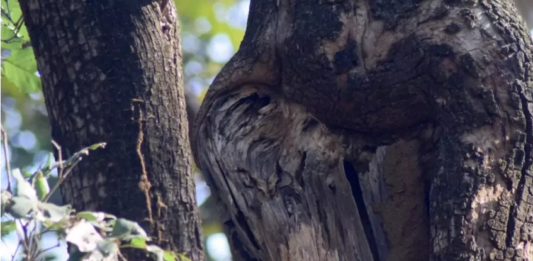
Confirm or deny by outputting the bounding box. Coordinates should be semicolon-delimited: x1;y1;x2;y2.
20;0;204;259
193;0;533;260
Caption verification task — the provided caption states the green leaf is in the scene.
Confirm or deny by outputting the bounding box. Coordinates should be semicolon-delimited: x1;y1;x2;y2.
75;211;101;222
42;152;55;174
121;237;147;249
110;218;134;238
1;6;27;50
1;47;40;93
21;169;33;178
1;220;17;237
87;142;106;151
75;213;111;233
147;245;164;261
37;202;72;222
1;0;40;94
163;251;177;261
35;171;50;200
12;169;38;201
110;218;148;240
96;239;119;257
7;196;37;218
41;218;70;231
104;213;117;220
131;237;147;248
145;247;192;261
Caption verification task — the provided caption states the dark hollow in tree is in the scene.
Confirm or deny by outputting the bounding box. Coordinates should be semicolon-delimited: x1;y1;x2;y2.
192;0;533;260
20;0;204;260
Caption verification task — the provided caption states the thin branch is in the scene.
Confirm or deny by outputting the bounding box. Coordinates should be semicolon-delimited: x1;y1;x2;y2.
34;228;60;260
4;0;11;19
15;220;29;258
118;250;128;261
42;141;64;202
42;157;82;203
52;140;64;178
21;220;33;260
43;141;103;202
29;219;41;258
1;4;14;24
1;125;12;192
1;15;24;43
8;239;21;261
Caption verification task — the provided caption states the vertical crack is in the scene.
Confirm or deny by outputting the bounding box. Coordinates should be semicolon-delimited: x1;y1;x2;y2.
343;160;380;261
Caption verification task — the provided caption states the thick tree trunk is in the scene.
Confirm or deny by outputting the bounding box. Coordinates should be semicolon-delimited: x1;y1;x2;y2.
20;0;204;260
192;0;533;260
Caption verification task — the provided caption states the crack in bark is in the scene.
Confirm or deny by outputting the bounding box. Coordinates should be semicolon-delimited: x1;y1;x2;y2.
343;160;381;261
216;157;262;255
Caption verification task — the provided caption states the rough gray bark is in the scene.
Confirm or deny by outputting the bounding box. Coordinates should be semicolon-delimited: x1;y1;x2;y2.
20;0;204;260
192;0;533;260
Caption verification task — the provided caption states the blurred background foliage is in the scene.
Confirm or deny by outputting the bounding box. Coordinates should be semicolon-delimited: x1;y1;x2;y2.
1;0;248;260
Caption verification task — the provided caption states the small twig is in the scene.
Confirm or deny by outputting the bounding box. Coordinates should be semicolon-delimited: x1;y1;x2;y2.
1;15;24;43
43;140;65;203
43;156;82;202
118;250;128;261
27;220;41;260
23;219;40;260
11;245;20;261
5;0;11;19
52;140;64;178
21;220;34;259
44;141;106;202
15;220;29;258
1;125;12;192
7;239;21;261
29;219;41;257
1;8;14;24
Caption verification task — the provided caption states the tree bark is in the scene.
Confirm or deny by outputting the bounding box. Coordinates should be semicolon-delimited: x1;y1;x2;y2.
20;0;204;260
192;0;533;260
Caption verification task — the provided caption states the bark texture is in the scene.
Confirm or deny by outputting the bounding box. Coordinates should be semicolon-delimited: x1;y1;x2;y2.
193;0;533;260
20;0;204;259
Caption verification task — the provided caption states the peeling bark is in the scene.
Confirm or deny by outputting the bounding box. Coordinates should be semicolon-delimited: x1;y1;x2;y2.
20;0;204;260
193;0;533;260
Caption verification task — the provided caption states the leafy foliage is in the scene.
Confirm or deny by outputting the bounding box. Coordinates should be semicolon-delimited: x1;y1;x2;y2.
1;142;189;261
1;0;40;93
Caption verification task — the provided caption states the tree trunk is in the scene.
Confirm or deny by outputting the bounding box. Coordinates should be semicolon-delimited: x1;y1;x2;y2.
20;0;204;260
192;0;533;260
